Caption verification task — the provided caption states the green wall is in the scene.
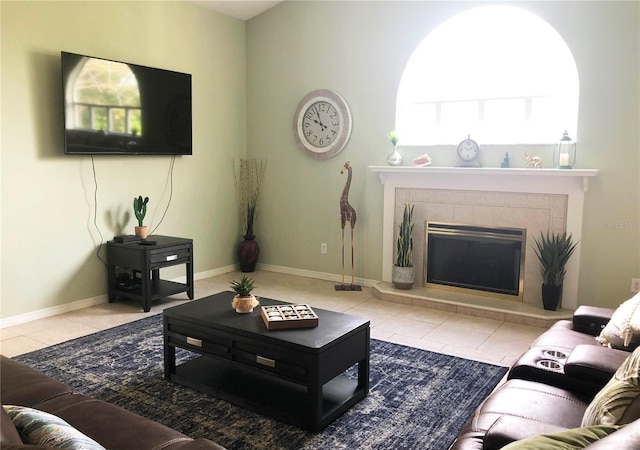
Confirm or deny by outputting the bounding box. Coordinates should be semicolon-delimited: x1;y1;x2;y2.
246;1;640;308
1;1;246;318
1;0;639;320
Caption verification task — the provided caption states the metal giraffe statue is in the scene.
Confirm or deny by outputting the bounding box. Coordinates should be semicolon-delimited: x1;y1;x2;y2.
336;161;361;291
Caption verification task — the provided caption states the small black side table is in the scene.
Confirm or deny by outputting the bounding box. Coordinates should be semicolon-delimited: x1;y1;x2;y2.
107;235;194;312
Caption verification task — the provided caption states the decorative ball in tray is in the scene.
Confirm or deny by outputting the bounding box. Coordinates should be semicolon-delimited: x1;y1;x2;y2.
261;304;319;330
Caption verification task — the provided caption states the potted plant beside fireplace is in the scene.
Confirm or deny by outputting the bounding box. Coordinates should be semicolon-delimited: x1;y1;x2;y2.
533;231;578;311
392;203;415;290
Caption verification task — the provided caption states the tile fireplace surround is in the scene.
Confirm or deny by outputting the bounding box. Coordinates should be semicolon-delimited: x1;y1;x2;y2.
370;166;598;323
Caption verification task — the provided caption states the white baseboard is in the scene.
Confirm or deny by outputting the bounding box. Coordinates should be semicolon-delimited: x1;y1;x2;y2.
0;264;376;328
258;264;378;288
0;294;108;329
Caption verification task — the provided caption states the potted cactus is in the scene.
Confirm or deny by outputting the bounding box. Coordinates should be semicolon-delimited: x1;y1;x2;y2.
230;275;259;313
133;195;149;239
392;203;415;289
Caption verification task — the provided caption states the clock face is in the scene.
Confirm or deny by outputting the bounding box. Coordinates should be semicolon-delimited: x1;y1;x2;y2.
302;100;340;149
294;90;352;159
457;138;480;161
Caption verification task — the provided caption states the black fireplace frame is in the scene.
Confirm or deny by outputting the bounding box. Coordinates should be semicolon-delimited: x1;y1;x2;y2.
423;222;526;301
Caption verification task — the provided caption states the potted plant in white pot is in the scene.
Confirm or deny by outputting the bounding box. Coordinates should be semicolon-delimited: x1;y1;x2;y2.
532;231;578;311
133;195;149;239
386;130;402;166
230;275;259;313
392;203;415;289
233;159;267;272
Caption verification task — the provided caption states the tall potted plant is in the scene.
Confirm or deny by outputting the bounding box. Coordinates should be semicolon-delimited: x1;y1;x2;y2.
133;195;149;239
532;231;578;311
392;203;415;289
233;159;267;272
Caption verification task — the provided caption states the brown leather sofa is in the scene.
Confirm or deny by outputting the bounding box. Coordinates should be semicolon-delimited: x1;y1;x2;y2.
449;306;640;449
0;356;226;450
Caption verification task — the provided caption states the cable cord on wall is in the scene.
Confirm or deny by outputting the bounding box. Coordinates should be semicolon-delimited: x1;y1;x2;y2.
150;155;176;235
90;155;107;266
89;155;175;265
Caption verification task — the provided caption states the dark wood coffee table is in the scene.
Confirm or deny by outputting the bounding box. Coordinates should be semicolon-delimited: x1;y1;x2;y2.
163;291;370;431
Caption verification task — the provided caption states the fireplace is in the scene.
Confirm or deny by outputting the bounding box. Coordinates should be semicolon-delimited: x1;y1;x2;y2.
425;222;526;300
370;166;598;310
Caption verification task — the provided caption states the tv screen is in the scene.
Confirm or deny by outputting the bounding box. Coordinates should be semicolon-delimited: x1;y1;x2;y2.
62;51;192;155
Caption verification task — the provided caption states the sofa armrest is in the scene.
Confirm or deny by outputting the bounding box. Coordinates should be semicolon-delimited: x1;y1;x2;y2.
484;416;567;450
573;306;614;336
564;344;629;385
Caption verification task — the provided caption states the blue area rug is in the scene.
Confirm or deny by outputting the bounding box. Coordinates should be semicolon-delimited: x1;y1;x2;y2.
15;314;507;450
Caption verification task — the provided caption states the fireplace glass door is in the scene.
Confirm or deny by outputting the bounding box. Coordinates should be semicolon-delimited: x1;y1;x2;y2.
425;222;526;300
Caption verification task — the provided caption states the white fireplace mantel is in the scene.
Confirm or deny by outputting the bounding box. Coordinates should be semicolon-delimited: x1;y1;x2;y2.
369;166;599;310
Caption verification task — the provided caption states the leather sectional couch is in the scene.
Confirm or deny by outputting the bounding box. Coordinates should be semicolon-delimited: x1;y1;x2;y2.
0;355;226;450
449;305;640;449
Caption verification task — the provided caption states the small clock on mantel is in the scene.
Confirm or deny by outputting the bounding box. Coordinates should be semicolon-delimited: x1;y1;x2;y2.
456;135;481;167
293;89;352;159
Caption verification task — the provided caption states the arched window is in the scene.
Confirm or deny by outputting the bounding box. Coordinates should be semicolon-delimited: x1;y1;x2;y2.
67;57;142;136
396;6;579;145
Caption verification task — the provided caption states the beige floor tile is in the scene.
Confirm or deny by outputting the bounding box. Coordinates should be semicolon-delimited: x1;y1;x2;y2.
441;313;504;333
439;345;507;366
0;328;20;341
394;306;455;325
1;336;50;357
423;324;493;349
26;321;101;346
5;316;80;336
370;328;394;341
374;317;439;338
386;334;447;353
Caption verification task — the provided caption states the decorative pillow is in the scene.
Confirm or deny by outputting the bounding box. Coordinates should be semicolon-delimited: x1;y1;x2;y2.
501;424;622;449
581;346;640;426
596;292;640;349
3;405;106;450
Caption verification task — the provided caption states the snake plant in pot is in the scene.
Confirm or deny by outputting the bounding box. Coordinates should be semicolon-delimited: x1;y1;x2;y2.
133;195;149;239
392;203;415;290
532;231;578;311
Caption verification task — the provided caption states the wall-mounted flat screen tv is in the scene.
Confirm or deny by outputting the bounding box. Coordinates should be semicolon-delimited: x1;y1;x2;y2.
62;51;192;155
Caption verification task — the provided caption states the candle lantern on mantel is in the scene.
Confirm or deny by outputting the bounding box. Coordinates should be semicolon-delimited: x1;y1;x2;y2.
553;130;576;169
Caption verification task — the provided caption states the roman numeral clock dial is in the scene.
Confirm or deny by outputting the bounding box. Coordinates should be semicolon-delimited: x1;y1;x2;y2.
294;89;352;159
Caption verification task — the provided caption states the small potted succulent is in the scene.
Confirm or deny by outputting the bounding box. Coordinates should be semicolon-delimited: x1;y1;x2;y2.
532;231;578;311
133;195;149;239
230;275;260;313
392;203;415;289
386;130;402;166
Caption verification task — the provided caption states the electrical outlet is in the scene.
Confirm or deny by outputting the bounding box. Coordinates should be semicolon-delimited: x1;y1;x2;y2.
632;278;640;293
321;243;327;254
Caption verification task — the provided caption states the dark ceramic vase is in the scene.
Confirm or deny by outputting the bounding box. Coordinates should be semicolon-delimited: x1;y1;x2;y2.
541;283;562;311
238;235;259;273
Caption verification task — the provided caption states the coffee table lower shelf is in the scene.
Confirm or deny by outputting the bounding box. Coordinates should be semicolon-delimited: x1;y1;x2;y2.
169;356;365;432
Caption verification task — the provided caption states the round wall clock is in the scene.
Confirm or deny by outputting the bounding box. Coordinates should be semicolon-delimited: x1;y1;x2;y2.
293;89;352;159
456;135;481;167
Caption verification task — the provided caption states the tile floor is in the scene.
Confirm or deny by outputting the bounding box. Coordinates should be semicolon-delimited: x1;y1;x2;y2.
0;271;548;366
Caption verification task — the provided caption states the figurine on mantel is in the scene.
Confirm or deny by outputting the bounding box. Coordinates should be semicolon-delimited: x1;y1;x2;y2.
525;152;543;168
412;153;432;167
500;153;510;168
